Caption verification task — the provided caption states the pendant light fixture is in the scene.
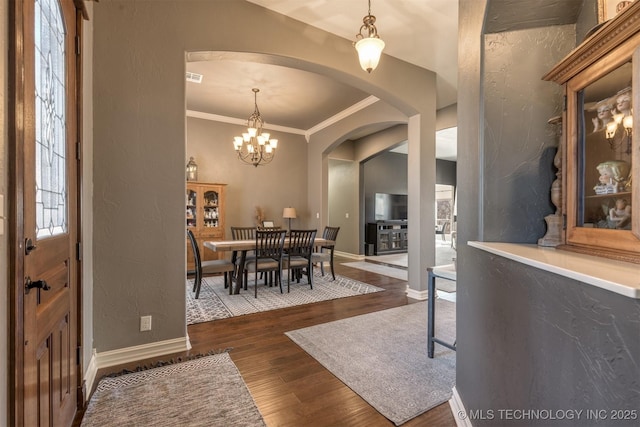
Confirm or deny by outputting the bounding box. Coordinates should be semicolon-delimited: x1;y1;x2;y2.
232;88;278;167
354;0;385;73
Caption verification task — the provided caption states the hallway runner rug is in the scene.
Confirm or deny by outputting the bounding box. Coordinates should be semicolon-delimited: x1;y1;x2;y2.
186;272;384;325
286;301;456;426
81;352;265;427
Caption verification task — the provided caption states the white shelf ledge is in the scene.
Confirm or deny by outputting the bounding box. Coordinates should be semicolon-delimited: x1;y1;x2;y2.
468;241;640;299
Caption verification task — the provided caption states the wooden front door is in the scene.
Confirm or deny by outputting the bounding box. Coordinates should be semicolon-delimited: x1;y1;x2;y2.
11;0;80;425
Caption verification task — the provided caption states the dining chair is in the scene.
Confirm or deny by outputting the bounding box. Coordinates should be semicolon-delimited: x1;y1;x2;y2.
283;229;317;292
187;229;235;298
311;226;340;280
435;221;449;241
244;229;287;298
230;226;257;240
230;226;258;289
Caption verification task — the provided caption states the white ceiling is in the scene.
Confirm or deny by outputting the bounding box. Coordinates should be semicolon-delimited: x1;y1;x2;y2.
186;0;458;160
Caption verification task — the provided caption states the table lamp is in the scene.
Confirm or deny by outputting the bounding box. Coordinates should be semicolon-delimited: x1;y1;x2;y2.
283;207;297;232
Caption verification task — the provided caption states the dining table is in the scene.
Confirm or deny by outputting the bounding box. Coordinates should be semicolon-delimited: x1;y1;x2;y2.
204;237;335;294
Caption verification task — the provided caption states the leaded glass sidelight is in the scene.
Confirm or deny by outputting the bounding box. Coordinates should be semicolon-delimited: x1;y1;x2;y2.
35;0;67;238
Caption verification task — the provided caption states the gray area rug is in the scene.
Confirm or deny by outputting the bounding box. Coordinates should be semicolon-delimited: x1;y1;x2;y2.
81;352;265;427
187;272;384;325
286;301;456;425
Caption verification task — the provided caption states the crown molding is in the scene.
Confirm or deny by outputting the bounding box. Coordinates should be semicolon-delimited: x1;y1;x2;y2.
186;95;380;143
305;95;380;142
186;110;307;136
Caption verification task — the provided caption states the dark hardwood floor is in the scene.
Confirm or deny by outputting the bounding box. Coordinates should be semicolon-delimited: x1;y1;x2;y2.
75;256;456;426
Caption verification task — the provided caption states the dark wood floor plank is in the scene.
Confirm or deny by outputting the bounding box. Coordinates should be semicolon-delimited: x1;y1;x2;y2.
76;256;456;427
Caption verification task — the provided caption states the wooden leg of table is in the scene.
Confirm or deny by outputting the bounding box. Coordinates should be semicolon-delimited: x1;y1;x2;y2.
234;250;247;295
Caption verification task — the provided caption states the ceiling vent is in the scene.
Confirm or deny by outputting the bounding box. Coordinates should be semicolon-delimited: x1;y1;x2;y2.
185;71;203;83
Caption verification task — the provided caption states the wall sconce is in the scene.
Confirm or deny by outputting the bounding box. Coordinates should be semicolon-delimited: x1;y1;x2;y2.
605;112;633;153
186;156;198;181
605;121;618;139
623;114;633;153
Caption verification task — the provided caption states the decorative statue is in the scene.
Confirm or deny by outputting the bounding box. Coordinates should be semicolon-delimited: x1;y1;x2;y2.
538;116;565;247
608;198;632;229
594;160;631;194
255;206;264;227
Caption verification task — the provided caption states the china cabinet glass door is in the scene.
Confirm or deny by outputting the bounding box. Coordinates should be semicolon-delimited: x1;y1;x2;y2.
576;61;633;230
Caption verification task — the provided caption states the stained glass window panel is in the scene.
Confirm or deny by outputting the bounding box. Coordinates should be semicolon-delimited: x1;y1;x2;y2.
35;0;67;238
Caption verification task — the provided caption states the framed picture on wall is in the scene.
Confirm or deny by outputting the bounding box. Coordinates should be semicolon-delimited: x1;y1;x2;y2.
598;0;635;23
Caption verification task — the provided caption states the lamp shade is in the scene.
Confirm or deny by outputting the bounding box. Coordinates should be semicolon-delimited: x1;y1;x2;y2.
355;37;385;73
283;207;297;219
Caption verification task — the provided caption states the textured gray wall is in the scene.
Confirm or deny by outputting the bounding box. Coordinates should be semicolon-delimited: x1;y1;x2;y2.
458;249;640;426
482;26;568;242
328;159;359;254
457;0;640;423
92;0;437;352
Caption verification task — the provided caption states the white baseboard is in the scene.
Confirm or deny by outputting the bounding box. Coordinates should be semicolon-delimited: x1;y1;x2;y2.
83;336;191;400
406;286;428;300
449;386;473;427
95;336;190;368
82;350;99;403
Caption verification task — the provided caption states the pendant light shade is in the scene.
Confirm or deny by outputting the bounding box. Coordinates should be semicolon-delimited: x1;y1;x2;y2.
354;0;385;73
355;37;385;73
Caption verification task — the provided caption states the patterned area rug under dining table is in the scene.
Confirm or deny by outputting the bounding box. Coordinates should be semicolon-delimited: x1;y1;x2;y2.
186;272;384;325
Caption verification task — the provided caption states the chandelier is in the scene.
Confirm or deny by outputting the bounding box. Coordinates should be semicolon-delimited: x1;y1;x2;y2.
233;88;278;167
354;0;385;73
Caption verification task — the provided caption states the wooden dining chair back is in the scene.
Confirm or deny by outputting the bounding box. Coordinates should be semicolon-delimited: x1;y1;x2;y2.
311;226;340;280
186;229;202;295
283;229;317;292
245;229;287;298
231;226;256;240
187;229;235;298
230;226;258;287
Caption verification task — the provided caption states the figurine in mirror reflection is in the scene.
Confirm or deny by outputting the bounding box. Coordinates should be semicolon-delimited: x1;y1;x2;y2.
594;160;631;194
591;99;614;132
608;198;631;229
613;86;632;117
